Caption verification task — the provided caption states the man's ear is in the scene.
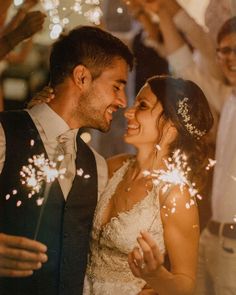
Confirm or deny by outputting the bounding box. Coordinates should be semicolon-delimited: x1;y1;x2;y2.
72;65;92;89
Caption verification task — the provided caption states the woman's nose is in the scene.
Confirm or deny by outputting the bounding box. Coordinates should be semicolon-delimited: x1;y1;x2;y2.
124;106;135;118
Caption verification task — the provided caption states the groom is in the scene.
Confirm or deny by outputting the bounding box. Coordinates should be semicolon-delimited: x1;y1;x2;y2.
0;26;133;295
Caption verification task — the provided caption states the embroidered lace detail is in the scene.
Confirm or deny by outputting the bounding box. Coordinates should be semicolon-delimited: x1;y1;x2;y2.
84;158;166;295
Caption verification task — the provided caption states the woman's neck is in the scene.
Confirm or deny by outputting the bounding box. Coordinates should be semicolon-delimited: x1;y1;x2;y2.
133;144;169;178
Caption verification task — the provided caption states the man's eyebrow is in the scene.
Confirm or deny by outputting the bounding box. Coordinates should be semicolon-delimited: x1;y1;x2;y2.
116;79;127;85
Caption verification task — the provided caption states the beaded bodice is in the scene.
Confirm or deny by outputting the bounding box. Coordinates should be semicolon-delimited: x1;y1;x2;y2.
84;159;166;295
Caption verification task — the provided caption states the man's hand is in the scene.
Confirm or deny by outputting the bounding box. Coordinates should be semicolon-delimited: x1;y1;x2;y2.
0;233;47;277
27;86;55;108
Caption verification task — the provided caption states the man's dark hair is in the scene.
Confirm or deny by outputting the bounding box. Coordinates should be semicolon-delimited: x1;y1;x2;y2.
217;16;236;44
49;26;134;87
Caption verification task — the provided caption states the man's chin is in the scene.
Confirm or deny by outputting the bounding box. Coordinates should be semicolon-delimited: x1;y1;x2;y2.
98;123;111;133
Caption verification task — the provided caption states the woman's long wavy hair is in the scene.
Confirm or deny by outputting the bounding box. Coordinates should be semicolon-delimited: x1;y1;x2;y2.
147;75;214;192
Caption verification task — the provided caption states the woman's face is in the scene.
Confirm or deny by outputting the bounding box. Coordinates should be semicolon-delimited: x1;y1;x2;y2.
124;83;165;147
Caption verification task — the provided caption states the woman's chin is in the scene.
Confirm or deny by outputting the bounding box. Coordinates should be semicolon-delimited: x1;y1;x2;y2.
123;134;138;147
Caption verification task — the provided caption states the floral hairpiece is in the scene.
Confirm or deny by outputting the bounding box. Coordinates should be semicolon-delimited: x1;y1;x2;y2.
177;97;206;140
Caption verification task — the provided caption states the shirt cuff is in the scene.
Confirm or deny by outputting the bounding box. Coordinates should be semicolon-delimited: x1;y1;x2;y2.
167;45;193;73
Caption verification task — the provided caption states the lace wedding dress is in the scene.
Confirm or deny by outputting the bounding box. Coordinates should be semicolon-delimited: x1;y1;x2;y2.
83;159;166;295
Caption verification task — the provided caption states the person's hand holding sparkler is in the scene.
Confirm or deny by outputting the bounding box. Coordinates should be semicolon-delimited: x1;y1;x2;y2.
128;231;164;280
0;233;47;277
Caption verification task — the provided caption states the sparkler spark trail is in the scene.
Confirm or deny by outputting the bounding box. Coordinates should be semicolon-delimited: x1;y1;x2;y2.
20;153;66;199
144;149;199;199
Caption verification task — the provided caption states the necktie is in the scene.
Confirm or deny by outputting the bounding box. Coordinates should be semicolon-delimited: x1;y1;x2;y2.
57;130;76;199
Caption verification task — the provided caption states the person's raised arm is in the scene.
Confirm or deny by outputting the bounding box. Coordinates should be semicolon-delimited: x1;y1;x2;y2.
0;10;45;60
139;1;184;55
2;0;39;35
159;0;222;79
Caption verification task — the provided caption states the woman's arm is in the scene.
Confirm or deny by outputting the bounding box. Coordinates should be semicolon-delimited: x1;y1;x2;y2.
129;185;200;295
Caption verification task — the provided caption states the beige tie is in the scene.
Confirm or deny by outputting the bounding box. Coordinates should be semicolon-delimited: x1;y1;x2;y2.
57;130;76;199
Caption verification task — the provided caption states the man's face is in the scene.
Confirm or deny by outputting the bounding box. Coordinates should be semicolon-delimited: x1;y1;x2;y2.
76;57;129;132
217;32;236;86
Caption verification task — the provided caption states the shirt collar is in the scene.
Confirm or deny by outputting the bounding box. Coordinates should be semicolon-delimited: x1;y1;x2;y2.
28;103;79;141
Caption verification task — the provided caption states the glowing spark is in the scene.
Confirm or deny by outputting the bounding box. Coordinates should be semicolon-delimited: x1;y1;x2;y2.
20;153;65;198
85;0;100;4
117;7;123;14
5;194;10;200
196;194;202;200
206;158;216;170
40;0;59;11
150;150;190;193
16;200;22;207
14;0;23;6
30;139;35;147
84;6;103;25
36;198;44;206
77;168;84;176
144;149;198;215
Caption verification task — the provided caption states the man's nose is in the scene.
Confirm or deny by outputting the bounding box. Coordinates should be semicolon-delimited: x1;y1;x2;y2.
117;92;127;108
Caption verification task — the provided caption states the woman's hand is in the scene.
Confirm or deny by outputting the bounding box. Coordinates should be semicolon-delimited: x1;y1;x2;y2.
128;231;164;279
27;86;55;108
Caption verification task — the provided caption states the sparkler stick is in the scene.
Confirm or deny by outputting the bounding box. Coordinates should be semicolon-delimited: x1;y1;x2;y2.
33;182;51;240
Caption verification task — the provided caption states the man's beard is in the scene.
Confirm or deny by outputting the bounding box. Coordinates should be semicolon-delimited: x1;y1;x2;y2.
75;92;111;132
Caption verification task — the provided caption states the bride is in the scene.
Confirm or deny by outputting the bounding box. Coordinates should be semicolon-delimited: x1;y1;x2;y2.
83;75;213;295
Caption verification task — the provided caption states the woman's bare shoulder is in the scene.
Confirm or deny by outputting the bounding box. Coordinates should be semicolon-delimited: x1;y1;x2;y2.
107;153;134;178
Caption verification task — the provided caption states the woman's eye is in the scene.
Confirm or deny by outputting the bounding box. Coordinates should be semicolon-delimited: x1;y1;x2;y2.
113;86;120;92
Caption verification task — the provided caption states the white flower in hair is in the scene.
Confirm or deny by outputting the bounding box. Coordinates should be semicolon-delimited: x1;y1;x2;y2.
177;97;206;140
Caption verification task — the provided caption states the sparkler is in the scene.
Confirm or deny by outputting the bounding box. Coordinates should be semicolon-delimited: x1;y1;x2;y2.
145;147;217;224
20;153;66;198
20;153;66;239
144;149;199;200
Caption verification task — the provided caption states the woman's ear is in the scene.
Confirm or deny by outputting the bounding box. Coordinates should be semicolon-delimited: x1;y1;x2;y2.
72;65;92;90
160;121;178;145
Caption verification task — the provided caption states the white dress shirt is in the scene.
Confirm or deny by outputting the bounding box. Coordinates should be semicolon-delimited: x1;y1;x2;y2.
0;103;108;199
168;46;236;223
211;95;236;223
